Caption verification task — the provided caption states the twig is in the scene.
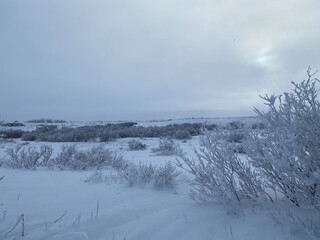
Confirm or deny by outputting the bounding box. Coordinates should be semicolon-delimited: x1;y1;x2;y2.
229;225;233;239
73;215;81;227
46;210;68;230
2;214;22;240
95;200;99;218
21;214;24;237
182;213;188;223
1;210;7;223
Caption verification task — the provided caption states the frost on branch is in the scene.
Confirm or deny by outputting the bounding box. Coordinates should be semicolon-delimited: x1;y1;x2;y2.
178;129;264;214
247;67;320;209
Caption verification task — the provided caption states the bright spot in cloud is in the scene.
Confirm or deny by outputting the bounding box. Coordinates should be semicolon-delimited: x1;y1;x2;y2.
257;56;267;63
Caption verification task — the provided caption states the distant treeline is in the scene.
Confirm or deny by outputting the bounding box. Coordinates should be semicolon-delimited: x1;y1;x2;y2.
21;122;218;142
26;119;67;123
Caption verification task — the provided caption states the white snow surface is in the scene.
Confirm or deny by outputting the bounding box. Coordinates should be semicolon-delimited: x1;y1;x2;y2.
0;167;302;240
0;120;309;240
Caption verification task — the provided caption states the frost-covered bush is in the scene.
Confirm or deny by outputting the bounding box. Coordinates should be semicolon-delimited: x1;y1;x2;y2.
226;121;244;130
173;130;191;140
152;138;179;156
120;162;180;188
177;130;264;214
154;162;181;188
84;170;106;183
51;145;126;171
127;139;146;151
247;68;320;210
5;145;41;169
5;144;53;169
39;144;53;166
243;68;320;238
225;131;246;143
51;144;77;169
83;170;122;184
120;162;157;186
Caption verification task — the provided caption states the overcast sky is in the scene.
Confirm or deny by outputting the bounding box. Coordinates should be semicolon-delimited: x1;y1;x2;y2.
1;0;319;121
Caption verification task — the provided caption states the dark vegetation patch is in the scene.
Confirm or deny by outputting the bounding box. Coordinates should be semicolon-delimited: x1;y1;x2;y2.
1;121;25;127
0;130;25;139
26;119;67;123
21;122;218;142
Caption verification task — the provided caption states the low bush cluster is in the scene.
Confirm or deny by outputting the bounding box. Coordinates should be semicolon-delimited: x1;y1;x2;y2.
52;145;126;170
127;139;147;150
1;122;25;127
26;119;66;123
5;144;52;169
0;130;25;139
84;161;181;188
21;122;218;142
152;138;179;156
120;162;181;188
4;144;126;171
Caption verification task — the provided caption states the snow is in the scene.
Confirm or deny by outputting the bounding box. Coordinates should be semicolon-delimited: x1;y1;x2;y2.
0;119;310;240
0;167;303;240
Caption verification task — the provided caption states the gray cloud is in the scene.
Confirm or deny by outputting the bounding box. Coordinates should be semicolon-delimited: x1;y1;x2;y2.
1;0;319;121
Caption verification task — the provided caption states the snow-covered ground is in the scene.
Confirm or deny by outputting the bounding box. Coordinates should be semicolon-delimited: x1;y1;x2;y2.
0;119;309;240
0;167;303;240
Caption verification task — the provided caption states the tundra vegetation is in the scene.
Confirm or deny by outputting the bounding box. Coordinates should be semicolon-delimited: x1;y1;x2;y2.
178;68;320;238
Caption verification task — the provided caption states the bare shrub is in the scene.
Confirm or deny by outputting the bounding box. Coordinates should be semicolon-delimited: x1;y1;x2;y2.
251;122;265;129
120;162;157;186
51;145;126;171
5;144;54;169
173;130;191;140
177;130;264;214
83;170;122;184
39;145;53;166
120;161;180;188
226;121;244;130
0;130;25;139
51;145;77;169
233;143;246;154
226;131;246;143
127;139;146;151
154;162;181;188
152;138;178;156
5;145;41;169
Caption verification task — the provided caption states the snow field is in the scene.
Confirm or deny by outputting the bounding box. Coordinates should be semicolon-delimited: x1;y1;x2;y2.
0;135;308;239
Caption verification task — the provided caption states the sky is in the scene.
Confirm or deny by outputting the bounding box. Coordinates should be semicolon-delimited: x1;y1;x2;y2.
1;0;320;121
